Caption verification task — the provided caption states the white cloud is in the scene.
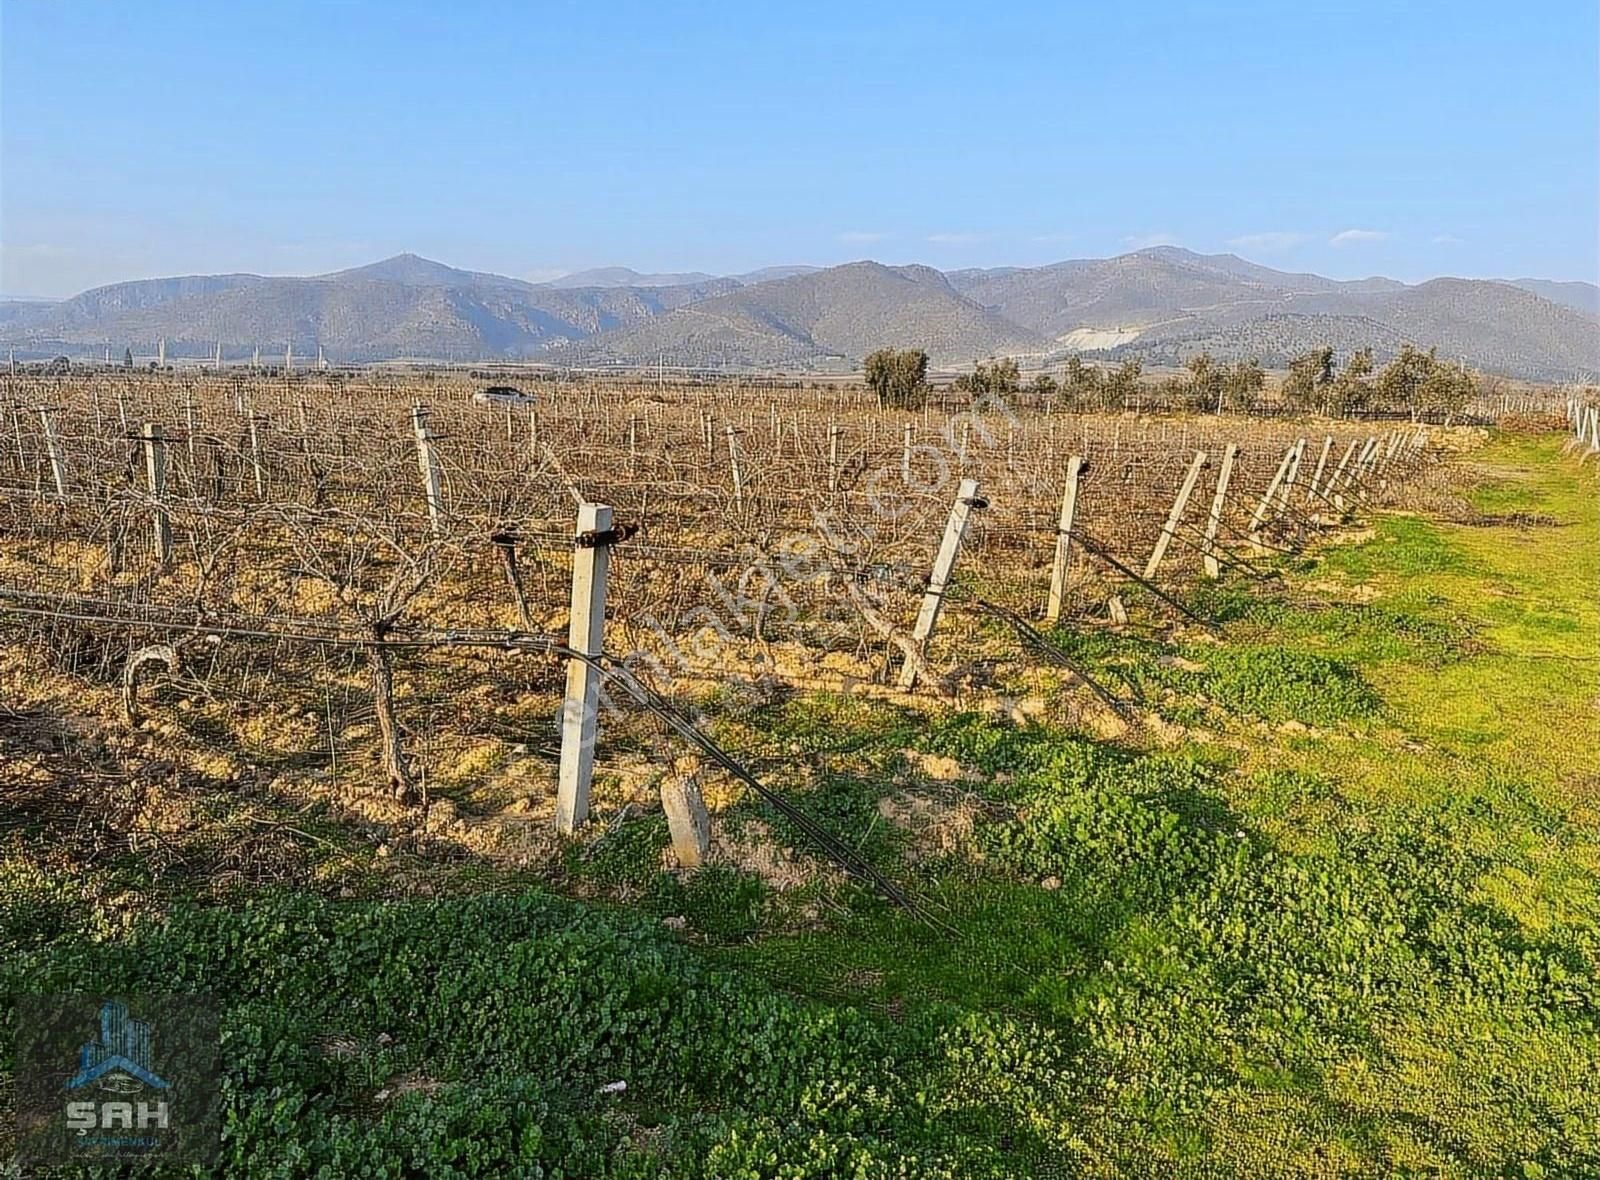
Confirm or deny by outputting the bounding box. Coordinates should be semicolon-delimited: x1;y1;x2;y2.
1329;228;1389;247
1432;234;1465;246
837;231;887;244
926;232;986;245
1227;231;1309;253
1124;232;1180;250
1031;232;1074;244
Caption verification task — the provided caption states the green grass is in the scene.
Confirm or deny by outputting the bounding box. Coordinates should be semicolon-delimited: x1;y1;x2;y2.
3;435;1597;1177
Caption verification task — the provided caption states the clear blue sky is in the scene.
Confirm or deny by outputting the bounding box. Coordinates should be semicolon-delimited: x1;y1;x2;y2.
2;0;1596;297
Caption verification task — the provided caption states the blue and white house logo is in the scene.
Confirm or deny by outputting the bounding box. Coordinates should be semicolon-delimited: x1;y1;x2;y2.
15;991;219;1165
69;1000;171;1094
65;1000;171;1140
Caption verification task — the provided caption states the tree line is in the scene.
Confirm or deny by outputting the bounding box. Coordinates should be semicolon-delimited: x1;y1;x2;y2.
863;344;1483;420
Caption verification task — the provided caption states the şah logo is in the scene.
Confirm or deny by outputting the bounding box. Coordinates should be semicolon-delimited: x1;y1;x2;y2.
64;1000;171;1140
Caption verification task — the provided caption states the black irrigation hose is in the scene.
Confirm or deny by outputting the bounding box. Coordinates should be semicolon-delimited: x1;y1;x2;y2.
1063;527;1220;634
585;651;951;929
957;593;1136;716
1206;512;1303;558
1164;517;1282;578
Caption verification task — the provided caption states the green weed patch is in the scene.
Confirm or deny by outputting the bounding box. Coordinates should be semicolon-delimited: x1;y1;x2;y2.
1168;645;1381;726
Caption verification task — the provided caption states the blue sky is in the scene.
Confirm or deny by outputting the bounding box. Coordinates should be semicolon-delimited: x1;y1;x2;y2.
2;0;1596;297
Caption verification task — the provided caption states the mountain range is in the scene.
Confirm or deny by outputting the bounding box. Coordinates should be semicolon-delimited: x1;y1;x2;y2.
3;249;1596;382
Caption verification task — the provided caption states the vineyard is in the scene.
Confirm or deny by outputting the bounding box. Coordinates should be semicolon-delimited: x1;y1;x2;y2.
0;372;1425;825
2;372;1597;1176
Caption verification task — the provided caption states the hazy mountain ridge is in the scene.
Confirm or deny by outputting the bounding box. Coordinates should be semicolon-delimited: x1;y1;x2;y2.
1510;278;1599;316
4;249;1594;381
546;267;719;289
567;262;1045;368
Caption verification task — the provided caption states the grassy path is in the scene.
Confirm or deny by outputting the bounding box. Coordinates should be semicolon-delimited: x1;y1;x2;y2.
720;432;1600;1176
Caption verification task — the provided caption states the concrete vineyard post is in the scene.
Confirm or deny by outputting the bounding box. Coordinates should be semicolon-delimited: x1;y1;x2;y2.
183;389;198;471
8;402;24;475
37;408;67;500
412;404;444;536
247;411;266;499
1352;437;1380;489
898;477;981;690
143;422;171;565
1202;442;1238;579
1249;444;1295;551
827;423;841;492
1273;438;1305;518
726;424;744;513
1145;449;1208;580
1329;439;1360;510
1046;455;1083;622
1306;436;1333;504
661;776;711;868
555;501;613;835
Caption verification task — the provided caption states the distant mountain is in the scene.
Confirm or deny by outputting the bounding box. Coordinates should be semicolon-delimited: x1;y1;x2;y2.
321;252;538;291
546;267;718;289
948;247;1405;339
946;247;1596;382
730;265;822;284
3;249;1594;380
546;264;821;289
1511;278;1599;316
567;262;1045;368
0;255;740;362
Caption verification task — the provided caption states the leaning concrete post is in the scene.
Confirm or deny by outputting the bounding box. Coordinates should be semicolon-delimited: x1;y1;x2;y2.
1273;438;1305;517
37;408;67;500
555;501;613;834
899;477;981;689
1351;437;1380;489
1328;439;1360;510
1145;449;1208;580
1046;456;1083;622
1248;444;1295;550
1305;436;1333;503
827;422;841;492
1202;443;1238;579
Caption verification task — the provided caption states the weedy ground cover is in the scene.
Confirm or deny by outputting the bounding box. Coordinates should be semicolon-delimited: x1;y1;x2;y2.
3;434;1596;1177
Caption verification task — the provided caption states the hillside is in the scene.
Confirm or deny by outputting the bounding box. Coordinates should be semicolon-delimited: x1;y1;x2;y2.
1;258;741;362
951;248;1598;382
946;247;1375;339
1510;277;1600;316
568;261;1047;368
3;249;1594;379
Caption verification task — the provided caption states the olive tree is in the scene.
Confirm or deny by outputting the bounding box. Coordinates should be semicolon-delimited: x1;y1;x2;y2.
863;348;930;409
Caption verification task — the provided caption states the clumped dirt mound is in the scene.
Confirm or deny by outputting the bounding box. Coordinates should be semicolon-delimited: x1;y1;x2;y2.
876;788;984;862
712;817;839;890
